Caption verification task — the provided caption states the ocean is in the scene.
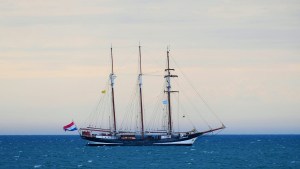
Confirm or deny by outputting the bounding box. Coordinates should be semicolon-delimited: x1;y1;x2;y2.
0;135;299;169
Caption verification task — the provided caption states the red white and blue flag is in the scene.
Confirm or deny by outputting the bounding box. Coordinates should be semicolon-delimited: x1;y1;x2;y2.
63;121;77;131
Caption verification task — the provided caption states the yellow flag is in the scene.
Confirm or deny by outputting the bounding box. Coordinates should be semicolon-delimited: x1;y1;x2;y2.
101;90;106;94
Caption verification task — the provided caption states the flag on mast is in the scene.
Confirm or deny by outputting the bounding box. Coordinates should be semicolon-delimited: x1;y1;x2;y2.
162;100;168;105
63;121;77;131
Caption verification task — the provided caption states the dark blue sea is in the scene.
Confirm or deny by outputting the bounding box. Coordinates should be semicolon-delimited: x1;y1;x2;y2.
0;135;299;169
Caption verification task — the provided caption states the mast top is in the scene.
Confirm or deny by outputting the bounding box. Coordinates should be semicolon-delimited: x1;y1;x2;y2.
139;44;142;74
110;45;114;74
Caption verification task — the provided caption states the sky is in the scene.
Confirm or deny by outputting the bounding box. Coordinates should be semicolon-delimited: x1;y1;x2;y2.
0;0;299;135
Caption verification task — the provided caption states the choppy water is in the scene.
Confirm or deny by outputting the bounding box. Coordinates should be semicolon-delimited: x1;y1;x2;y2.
0;135;299;168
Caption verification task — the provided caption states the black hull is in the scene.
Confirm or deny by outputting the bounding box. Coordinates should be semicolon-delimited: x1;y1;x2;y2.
81;133;203;146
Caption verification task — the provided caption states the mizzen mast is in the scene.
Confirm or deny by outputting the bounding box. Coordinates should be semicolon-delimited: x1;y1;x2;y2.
165;48;178;135
110;46;117;134
138;45;145;138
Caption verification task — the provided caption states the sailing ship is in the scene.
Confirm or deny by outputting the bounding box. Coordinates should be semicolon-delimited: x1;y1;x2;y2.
79;45;225;146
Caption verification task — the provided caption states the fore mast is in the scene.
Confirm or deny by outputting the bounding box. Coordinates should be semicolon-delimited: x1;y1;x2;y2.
110;46;117;134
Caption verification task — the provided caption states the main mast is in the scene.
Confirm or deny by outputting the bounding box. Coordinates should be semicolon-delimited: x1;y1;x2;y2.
110;46;117;134
165;48;178;135
138;45;145;138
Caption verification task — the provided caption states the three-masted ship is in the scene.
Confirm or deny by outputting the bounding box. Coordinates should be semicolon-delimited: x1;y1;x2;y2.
79;46;225;146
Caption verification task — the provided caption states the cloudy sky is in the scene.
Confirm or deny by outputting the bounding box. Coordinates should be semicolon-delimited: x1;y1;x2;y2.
0;0;299;134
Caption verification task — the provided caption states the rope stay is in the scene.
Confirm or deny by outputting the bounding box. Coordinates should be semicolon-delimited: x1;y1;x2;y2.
169;55;225;127
83;79;111;129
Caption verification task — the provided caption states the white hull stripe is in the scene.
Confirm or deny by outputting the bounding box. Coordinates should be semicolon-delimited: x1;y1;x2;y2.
88;141;123;145
154;138;197;145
